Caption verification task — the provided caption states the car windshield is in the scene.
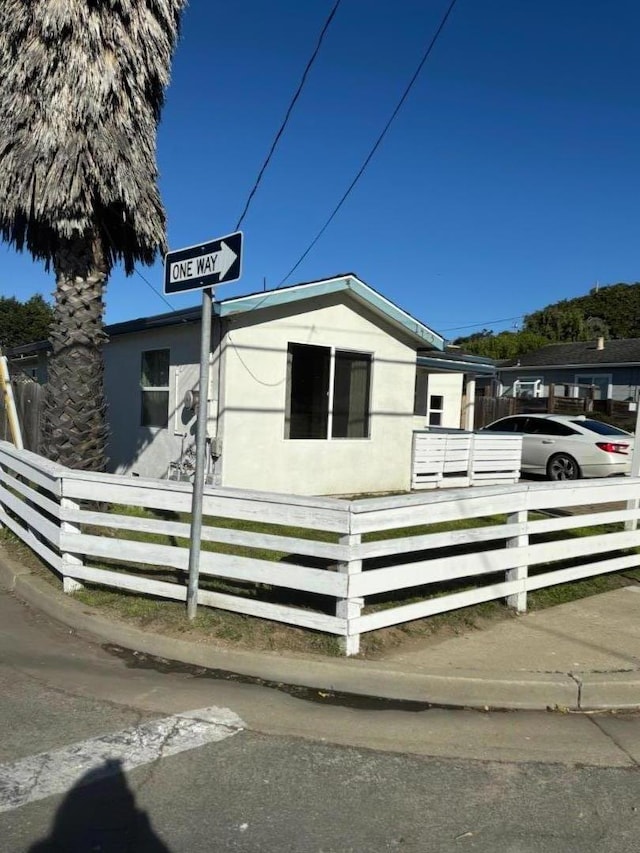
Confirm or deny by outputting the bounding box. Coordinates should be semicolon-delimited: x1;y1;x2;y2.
570;419;631;437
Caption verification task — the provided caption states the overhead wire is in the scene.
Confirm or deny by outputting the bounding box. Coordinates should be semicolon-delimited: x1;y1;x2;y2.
440;315;525;333
128;1;342;316
134;267;175;312
277;0;459;287
234;0;342;232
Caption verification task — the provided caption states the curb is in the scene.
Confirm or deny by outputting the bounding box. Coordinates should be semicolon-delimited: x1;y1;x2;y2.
1;548;638;712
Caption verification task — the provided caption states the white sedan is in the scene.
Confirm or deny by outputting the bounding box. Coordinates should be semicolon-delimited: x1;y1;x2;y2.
482;414;634;480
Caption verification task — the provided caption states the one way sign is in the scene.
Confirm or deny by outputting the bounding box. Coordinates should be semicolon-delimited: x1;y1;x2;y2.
164;231;243;295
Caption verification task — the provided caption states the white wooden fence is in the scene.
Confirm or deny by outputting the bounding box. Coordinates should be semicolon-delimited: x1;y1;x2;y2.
412;430;522;489
1;440;639;656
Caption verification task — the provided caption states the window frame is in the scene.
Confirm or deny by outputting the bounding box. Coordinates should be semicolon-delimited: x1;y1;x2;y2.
427;394;444;427
573;373;612;400
285;342;373;440
512;377;544;399
140;348;170;429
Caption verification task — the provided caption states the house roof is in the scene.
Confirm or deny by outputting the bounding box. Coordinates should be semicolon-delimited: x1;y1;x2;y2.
500;338;640;370
417;348;495;376
216;274;444;350
95;275;444;350
6;274;445;358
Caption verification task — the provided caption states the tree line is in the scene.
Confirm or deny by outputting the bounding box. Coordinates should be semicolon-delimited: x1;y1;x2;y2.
0;294;53;350
454;282;640;359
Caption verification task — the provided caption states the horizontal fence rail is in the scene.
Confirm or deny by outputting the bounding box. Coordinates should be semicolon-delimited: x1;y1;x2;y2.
2;440;640;655
411;431;522;490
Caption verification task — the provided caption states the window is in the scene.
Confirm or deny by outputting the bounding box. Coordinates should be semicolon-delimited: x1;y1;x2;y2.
572;419;630;437
141;349;169;428
484;417;527;433
428;395;444;426
414;368;445;425
525;419;577;436
513;378;543;399
574;374;611;400
285;343;371;439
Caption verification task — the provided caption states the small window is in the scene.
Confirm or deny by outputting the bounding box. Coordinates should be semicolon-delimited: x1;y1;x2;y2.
413;369;445;425
513;378;543;399
428;395;444;426
141;349;169;428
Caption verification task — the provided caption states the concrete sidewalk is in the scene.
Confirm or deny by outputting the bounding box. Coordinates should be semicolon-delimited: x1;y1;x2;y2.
2;544;640;712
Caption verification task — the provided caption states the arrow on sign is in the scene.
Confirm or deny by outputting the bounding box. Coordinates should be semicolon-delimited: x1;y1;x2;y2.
183;241;237;283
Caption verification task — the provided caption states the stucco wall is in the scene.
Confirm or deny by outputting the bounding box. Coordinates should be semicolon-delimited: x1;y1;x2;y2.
216;295;419;495
411;372;463;430
104;323;202;478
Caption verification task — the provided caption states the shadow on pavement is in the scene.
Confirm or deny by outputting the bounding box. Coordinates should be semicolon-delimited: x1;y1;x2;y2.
28;758;171;852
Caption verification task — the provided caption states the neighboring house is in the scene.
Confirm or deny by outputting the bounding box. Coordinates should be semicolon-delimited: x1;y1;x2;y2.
498;337;640;403
7;274;494;495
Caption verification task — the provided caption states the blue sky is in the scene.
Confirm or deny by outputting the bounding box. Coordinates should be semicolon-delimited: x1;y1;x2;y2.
2;0;640;339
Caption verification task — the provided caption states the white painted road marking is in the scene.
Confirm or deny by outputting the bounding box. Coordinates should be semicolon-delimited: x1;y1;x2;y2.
0;706;244;814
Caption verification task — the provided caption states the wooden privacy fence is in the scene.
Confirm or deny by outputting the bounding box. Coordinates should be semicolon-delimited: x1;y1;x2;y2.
2;440;640;656
0;374;42;452
411;430;522;489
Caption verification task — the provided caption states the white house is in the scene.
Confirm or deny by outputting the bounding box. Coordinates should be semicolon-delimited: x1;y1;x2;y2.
7;274;495;495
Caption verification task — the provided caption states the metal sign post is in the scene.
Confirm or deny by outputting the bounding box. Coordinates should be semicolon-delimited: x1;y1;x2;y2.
186;285;213;619
164;232;243;620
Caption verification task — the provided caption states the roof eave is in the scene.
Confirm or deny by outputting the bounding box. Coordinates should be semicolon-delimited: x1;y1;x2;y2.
218;274;445;350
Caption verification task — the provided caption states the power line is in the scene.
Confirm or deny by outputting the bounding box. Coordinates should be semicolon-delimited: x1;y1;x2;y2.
277;0;459;287
134;267;175;312
127;3;341;317
440;315;525;333
234;0;342;232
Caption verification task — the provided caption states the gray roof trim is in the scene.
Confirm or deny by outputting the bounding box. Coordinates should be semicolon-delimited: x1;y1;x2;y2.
500;338;640;368
5;274;447;357
217;274;444;349
105;306;201;337
417;353;495;375
500;361;640;372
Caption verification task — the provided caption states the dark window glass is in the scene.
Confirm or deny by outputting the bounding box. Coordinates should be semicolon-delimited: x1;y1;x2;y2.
572;419;630;437
526;419;578;436
286;343;330;439
414;367;429;416
332;351;371;438
430;395;444;410
141;350;169;388
141;391;169;428
484;418;520;432
428;411;442;426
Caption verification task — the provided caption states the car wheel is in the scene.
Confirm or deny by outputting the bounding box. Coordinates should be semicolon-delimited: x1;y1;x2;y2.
547;453;580;481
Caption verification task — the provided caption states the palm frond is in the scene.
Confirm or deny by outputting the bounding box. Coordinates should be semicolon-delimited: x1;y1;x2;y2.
0;0;187;272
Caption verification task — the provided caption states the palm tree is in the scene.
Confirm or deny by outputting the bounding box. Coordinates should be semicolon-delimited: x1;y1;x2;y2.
0;0;186;470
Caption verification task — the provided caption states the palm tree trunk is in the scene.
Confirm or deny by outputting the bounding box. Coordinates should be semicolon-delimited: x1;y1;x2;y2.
41;236;108;471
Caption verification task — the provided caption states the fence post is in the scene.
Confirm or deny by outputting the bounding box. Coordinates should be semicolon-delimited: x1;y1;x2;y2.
506;509;528;612
60;497;84;594
336;533;363;656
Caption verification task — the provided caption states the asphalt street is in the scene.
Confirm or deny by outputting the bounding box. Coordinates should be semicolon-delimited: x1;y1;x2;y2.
2;587;640;852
